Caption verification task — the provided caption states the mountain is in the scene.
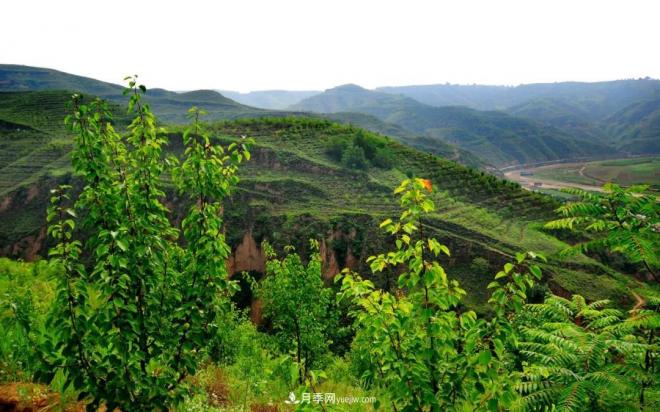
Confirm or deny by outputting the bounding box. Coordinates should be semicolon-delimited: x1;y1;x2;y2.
220;90;320;110
377;79;660;118
0;66;489;171
0;94;631;307
377;84;513;110
508;96;660;154
290;84;612;167
0;64;124;96
506;98;607;143
604;98;660;153
0;64;281;123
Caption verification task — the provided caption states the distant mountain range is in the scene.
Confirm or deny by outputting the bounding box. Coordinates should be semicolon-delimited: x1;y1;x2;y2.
0;64;283;123
0;65;485;169
219;90;320;110
289;84;622;167
376;79;660;117
1;64;658;168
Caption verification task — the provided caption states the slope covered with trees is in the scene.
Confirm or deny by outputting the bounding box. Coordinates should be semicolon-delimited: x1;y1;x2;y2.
604;98;660;154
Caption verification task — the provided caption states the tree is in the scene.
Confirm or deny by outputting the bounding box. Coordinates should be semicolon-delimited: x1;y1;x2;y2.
38;79;251;410
341;144;368;170
325;135;348;161
545;183;659;280
255;241;333;384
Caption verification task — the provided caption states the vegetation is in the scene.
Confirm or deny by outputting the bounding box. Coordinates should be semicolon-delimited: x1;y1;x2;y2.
336;178;658;411
32;79;250;410
1;163;658;410
0;72;659;411
604;98;660;153
4;93;618;306
0;258;56;382
545;183;659;279
255;242;334;383
326;129;394;170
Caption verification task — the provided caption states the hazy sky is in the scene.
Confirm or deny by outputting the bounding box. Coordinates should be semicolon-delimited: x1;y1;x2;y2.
2;0;659;92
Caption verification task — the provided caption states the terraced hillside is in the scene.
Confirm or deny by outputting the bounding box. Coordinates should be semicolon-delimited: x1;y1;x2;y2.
0;96;640;310
0;91;131;196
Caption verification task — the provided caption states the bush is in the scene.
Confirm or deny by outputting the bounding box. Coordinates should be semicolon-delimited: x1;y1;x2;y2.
0;259;56;382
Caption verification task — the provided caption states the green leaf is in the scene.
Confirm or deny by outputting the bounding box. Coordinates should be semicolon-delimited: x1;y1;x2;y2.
116;239;128;252
477;350;492;366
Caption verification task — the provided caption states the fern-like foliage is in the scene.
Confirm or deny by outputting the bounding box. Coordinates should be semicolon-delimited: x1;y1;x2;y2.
544;183;659;279
513;294;659;411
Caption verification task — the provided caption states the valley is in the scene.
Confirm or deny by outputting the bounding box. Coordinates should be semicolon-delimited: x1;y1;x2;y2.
505;156;660;193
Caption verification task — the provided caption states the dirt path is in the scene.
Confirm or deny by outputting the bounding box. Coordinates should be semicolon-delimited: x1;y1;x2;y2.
578;165;586;177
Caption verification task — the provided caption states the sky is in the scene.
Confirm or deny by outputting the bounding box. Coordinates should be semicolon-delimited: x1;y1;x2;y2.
2;0;659;92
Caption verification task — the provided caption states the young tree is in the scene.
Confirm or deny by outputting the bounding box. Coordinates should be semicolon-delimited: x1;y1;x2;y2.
39;79;250;410
255;241;333;384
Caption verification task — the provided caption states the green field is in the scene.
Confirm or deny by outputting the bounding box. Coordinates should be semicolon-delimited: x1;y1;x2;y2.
532;157;660;189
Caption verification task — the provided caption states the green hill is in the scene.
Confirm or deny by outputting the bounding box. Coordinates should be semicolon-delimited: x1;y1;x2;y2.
291;85;612;167
0;64;279;123
506;98;606;143
604;98;660;154
0;66;486;170
0;92;637;307
323;112;490;171
0;90;131;196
